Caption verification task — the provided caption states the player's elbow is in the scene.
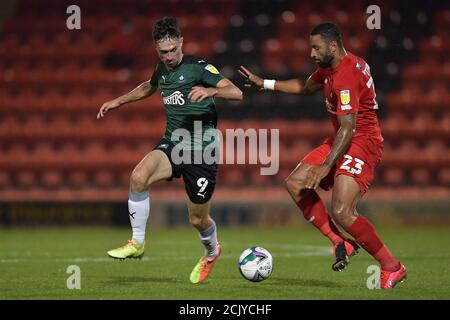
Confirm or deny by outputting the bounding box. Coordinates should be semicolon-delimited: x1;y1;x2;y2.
228;84;243;101
340;125;355;141
235;87;243;101
297;87;307;95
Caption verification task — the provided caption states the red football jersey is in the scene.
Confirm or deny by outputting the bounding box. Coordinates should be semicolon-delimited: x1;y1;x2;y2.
311;52;383;142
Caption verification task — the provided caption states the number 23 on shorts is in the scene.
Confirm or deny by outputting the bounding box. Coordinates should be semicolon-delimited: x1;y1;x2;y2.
339;154;365;175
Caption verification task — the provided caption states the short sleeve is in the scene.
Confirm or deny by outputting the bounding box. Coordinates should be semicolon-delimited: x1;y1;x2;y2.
149;64;160;87
197;62;224;87
310;68;325;84
333;76;360;116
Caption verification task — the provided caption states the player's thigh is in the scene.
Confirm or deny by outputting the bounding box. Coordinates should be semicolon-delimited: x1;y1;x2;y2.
132;149;172;186
286;142;333;188
331;174;361;221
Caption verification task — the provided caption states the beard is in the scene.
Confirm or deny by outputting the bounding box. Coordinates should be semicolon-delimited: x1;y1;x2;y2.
316;53;334;68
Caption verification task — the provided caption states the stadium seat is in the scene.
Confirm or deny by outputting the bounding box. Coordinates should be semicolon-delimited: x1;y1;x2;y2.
437;167;450;186
0;171;11;189
93;170;116;187
41;170;64;188
67;170;90;188
16;170;38;188
411;168;432;186
383;167;405;186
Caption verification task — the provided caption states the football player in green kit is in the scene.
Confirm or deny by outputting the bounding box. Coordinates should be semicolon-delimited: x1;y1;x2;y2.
97;17;242;284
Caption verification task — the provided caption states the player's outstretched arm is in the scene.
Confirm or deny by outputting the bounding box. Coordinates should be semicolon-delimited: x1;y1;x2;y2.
97;81;157;119
238;66;322;95
188;78;243;103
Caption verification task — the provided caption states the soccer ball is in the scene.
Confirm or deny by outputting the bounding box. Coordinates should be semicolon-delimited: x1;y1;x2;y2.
238;246;273;282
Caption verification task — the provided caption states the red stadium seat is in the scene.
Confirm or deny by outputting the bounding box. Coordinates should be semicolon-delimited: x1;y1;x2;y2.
411;168;432;186
16;170;38;188
68;170;90;188
0;171;12;189
93;169;116;187
219;167;245;186
249;166;274;186
437;167;450;186
41;170;64;188
383;167;405;186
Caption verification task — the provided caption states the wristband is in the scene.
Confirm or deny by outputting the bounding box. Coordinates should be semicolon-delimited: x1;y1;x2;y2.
263;79;276;90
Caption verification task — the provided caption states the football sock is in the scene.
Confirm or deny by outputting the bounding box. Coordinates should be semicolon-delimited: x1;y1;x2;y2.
199;220;218;261
346;215;400;271
128;190;150;245
297;190;345;246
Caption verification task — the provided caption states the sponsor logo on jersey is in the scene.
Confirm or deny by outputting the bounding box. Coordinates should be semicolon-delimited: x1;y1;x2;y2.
340;90;350;105
341;104;352;110
163;91;185;105
179;74;185;82
205;64;220;74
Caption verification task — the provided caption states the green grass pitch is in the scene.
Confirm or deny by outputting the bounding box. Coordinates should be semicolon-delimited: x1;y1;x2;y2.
1;225;449;300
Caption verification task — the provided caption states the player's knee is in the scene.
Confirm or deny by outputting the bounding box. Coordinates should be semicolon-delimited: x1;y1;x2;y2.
331;204;354;227
285;176;302;196
130;168;149;192
189;215;205;228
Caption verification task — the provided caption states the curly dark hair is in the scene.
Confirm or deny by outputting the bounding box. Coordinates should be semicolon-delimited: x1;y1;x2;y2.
310;22;344;49
152;17;181;42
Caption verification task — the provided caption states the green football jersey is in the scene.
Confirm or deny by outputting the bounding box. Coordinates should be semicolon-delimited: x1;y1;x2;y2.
150;55;224;150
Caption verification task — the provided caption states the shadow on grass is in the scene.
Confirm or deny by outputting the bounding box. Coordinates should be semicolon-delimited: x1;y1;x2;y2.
103;276;183;285
264;278;341;288
220;277;341;289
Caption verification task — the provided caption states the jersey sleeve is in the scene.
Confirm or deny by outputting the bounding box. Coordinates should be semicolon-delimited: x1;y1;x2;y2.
196;60;225;87
149;64;160;87
310;68;325;84
333;74;360;116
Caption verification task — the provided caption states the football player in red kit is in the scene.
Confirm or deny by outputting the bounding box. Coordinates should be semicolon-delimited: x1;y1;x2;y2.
239;22;406;289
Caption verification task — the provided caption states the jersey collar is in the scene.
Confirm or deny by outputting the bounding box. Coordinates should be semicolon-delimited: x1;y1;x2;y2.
329;51;351;74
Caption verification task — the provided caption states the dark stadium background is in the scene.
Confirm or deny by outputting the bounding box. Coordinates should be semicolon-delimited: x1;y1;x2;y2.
0;0;448;227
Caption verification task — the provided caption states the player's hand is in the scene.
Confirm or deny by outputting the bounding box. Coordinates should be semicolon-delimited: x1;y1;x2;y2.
238;66;264;89
305;164;332;190
97;99;121;119
188;86;217;103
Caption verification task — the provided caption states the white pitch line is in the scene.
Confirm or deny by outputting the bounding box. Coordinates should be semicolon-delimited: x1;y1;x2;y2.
0;246;332;264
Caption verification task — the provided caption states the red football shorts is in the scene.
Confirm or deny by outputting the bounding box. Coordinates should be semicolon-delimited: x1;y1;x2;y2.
301;135;383;194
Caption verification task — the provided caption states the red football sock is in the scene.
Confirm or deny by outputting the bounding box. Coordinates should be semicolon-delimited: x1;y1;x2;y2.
346;215;400;271
297;191;345;246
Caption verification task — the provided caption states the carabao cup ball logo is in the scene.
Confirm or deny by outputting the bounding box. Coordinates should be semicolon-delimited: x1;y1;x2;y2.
238;247;273;282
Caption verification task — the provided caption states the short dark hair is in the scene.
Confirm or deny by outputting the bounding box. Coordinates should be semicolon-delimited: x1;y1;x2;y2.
152;17;181;42
310;22;344;49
